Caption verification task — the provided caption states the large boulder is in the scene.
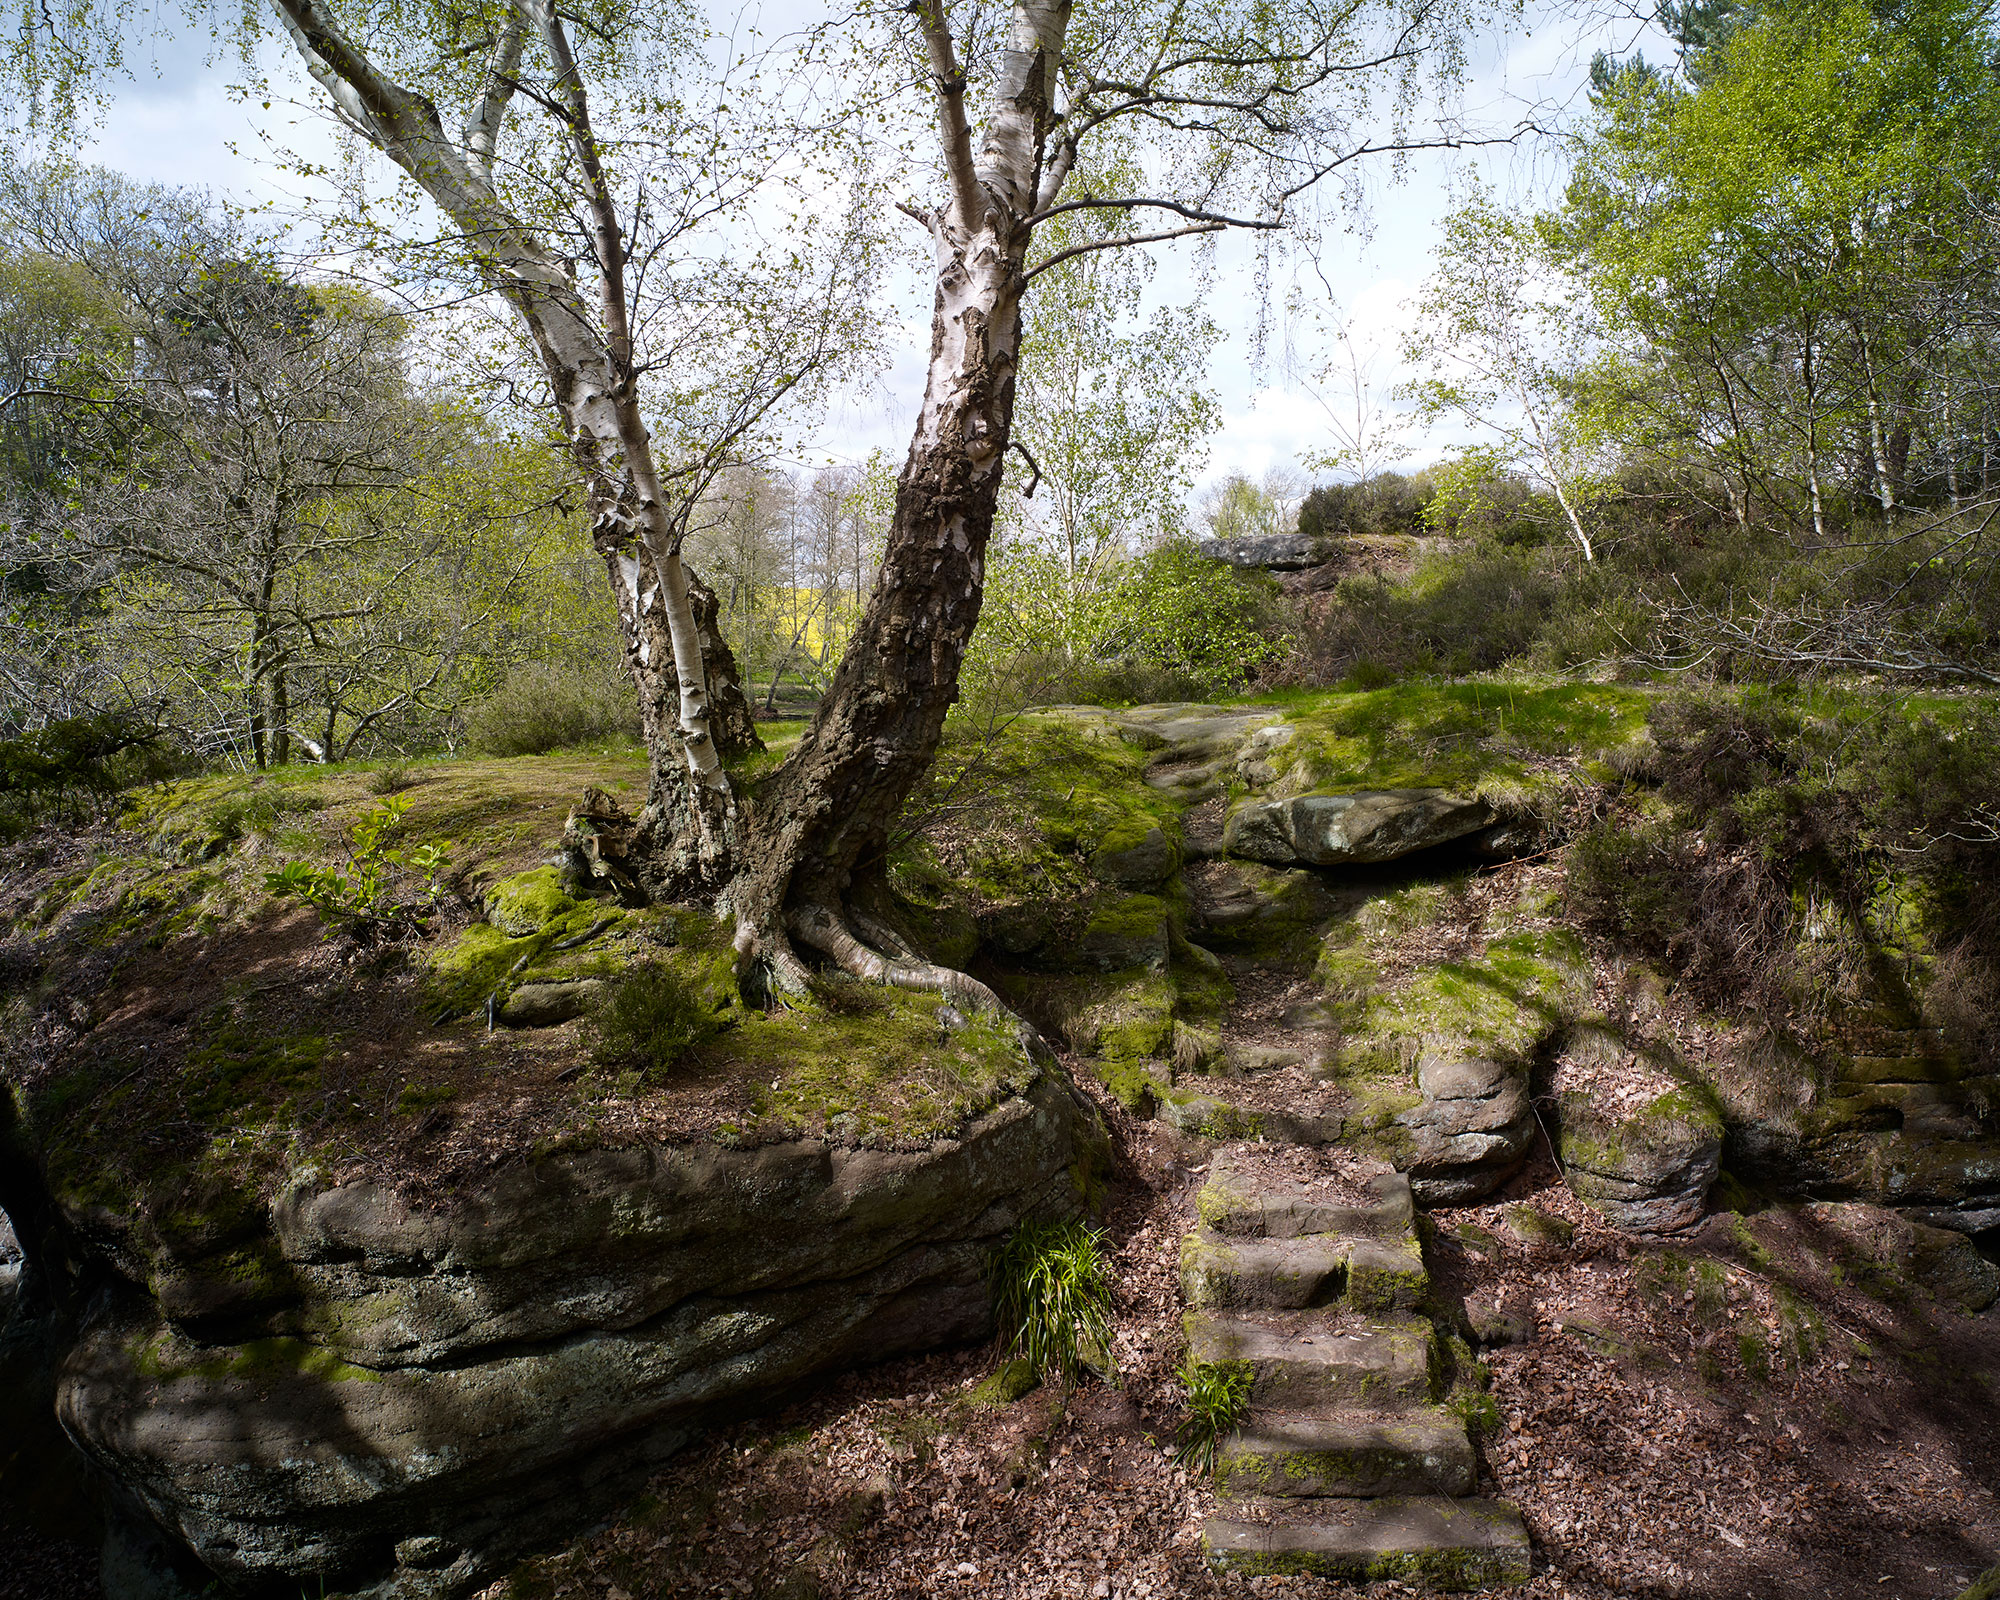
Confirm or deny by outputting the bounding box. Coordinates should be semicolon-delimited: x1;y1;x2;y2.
1559;1085;1723;1235
1196;532;1340;571
1225;790;1494;868
43;1070;1104;1598
1801;1200;2000;1313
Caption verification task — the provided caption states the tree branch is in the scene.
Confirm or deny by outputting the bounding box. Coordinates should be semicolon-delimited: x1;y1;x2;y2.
1022;219;1226;281
464;2;529;179
1022;193;1279;229
909;0;987;230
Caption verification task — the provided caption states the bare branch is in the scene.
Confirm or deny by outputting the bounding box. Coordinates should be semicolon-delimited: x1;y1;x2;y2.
909;0;988;230
1021;218;1227;280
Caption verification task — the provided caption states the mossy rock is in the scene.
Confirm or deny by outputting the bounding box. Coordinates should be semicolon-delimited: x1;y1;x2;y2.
482;866;578;936
1078;1057;1168;1116
1089;823;1182;891
1501;1205;1573;1251
1070;970;1177;1060
966;1359;1042;1407
1073;893;1175;973
1558;1074;1724;1235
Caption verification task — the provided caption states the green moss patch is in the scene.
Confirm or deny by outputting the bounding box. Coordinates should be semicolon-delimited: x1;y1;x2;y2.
684;987;1037;1148
1247;678;1650;802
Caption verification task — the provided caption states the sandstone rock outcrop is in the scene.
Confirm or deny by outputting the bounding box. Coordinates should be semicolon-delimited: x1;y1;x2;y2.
26;1069;1103;1598
1224;791;1494;868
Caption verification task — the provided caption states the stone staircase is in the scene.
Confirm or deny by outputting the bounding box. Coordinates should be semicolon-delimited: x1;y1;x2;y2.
1181;1149;1531;1587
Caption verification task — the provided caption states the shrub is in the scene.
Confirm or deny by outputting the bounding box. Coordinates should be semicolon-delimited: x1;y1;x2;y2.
1172;1351;1252;1475
262;795;450;931
1104;539;1286;695
592;962;722;1079
0;710;175;829
368;761;416;795
1296;471;1435;540
987;1216;1116;1385
1281;544;1560;685
1567;688;2000;1062
463;661;639;756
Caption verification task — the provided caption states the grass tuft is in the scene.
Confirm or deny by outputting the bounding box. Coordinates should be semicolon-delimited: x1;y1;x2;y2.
1173;1352;1252;1475
988;1216;1116;1386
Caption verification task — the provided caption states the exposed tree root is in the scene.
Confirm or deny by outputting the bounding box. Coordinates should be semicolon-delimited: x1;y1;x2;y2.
788;903;1009;1017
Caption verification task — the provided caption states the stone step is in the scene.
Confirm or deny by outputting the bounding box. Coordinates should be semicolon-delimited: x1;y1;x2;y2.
1204;1496;1531;1587
1842;1053;1961;1086
1213;1408;1475;1499
1198;1163;1415;1242
1180;1229;1427;1313
1185;1311;1436;1411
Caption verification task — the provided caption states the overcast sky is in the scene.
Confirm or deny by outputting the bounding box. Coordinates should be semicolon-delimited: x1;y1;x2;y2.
75;2;1652;500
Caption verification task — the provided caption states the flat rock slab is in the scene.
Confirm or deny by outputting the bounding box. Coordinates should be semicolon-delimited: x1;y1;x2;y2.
1180;1230;1426;1314
1112;704;1282;756
1215;1409;1475;1499
1198;1158;1411;1241
1225;790;1494;868
1182;1230;1348;1311
1185;1311;1435;1412
1205;1496;1531;1586
1197;533;1342;571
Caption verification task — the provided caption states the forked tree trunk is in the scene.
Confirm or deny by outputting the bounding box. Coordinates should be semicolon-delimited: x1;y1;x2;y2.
273;0;1062;1002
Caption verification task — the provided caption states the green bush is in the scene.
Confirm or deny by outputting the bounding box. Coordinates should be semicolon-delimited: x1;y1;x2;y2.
592;962;723;1080
0;710;176;831
1297;471;1435;540
987;1216;1116;1385
1104;539;1285;695
262;795;450;931
1282;543;1561;684
463;661;639;756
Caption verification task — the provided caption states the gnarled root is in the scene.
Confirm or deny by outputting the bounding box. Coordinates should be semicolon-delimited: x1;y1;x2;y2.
789;903;1009;1017
731;919;817;1005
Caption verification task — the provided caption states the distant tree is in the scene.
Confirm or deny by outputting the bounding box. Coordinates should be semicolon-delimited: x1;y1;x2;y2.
1202;469;1309;544
1402;186;1606;561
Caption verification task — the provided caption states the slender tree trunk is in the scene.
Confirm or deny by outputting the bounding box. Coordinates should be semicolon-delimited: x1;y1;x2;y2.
736;213;1028;931
272;661;291;765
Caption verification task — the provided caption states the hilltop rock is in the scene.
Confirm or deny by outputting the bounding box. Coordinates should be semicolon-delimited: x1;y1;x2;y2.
1225;790;1494;868
1196;532;1341;571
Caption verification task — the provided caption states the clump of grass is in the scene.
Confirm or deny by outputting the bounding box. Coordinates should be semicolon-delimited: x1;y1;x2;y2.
1173;1352;1252;1475
592;962;721;1081
368;761;416;795
988;1216;1116;1386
